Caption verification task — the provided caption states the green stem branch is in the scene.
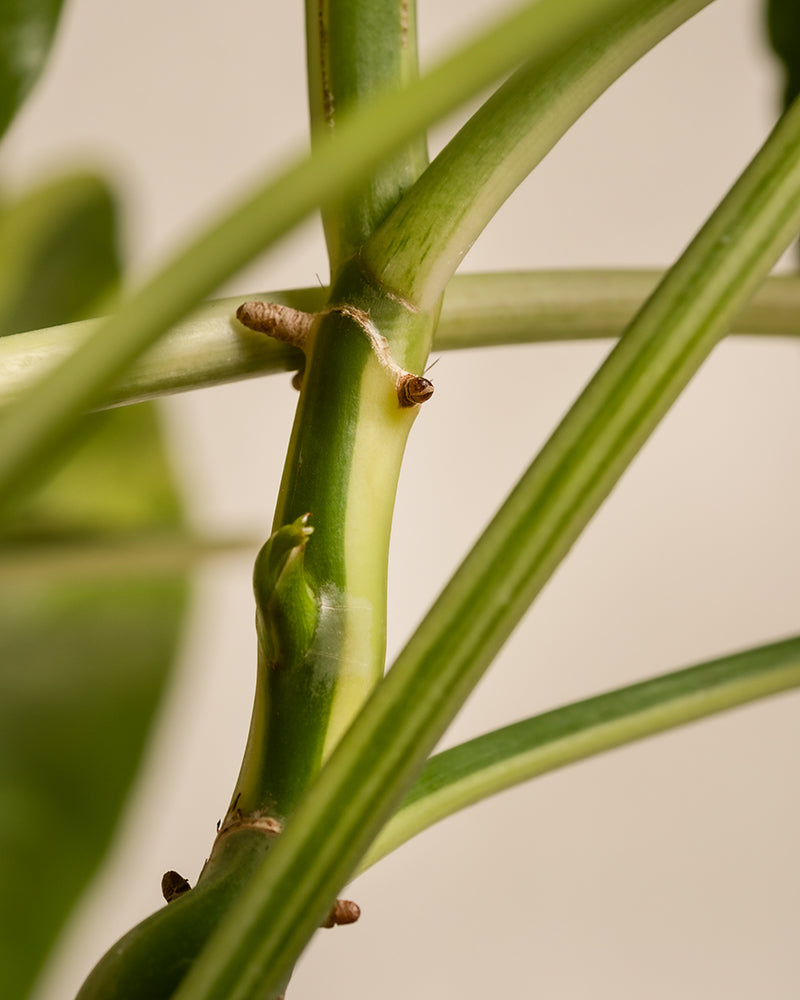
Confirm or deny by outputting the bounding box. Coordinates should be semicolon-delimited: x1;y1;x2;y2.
5;270;799;410
306;0;428;273
361;0;712;308
362;635;800;869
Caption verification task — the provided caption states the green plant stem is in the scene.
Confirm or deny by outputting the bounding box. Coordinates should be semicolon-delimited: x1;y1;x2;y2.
229;295;436;824
4;270;799;410
361;635;800;870
361;0;711;308
0;0;635;516
226;0;432;827
306;0;428;273
168;82;800;1000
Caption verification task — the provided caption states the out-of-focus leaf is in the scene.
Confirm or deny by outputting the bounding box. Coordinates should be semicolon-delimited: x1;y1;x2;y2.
11;402;183;538
0;0;66;140
0;172;119;338
767;0;800;107
0;574;188;1000
0;169;191;997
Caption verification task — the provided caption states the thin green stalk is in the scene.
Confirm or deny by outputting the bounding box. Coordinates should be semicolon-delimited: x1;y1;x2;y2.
5;270;799;411
168;81;800;1000
362;635;800;869
435;270;800;347
361;0;712;308
306;0;428;273
0;0;635;516
0;286;319;409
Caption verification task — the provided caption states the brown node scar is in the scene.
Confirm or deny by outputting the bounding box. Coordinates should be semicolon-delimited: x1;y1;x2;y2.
321;898;361;928
161;870;191;903
215;810;283;841
236;299;434;408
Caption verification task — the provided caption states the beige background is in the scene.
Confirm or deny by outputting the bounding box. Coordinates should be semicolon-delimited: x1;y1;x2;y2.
3;1;799;997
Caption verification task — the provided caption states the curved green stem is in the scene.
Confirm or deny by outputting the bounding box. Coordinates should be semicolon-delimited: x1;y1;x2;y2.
167;80;800;1000
361;0;712;308
362;635;800;870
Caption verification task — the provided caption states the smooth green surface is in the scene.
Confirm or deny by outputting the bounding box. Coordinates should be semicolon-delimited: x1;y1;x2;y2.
0;573;187;1000
363;635;800;868
362;0;711;307
0;0;65;139
3;270;800;410
0;173;119;337
0;0;636;516
306;0;428;272
166;65;800;1000
74;828;287;1000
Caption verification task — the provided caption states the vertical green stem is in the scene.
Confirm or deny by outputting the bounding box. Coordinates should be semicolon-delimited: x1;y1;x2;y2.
229;1;434;826
306;0;428;276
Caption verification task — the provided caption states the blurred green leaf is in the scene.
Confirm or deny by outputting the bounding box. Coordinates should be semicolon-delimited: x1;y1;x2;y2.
0;172;119;338
0;574;188;1000
11;402;183;539
0;171;191;997
0;0;66;140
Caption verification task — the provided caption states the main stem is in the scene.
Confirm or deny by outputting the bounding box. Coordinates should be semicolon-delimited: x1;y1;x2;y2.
222;0;435;830
75;8;436;1000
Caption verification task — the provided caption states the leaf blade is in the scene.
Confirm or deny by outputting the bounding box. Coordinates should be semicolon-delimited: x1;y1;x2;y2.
0;0;65;139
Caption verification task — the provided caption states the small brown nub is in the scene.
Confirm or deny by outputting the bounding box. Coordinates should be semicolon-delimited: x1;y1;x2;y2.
161;870;191;903
235;301;315;350
236;300;280;334
398;374;434;407
322;898;361;928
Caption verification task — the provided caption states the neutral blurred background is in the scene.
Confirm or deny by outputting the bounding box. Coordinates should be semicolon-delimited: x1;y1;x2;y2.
3;0;799;996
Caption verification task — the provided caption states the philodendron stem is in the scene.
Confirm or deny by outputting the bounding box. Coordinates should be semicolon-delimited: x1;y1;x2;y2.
363;634;800;869
306;0;428;275
225;0;433;829
4;271;800;411
228;276;437;823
